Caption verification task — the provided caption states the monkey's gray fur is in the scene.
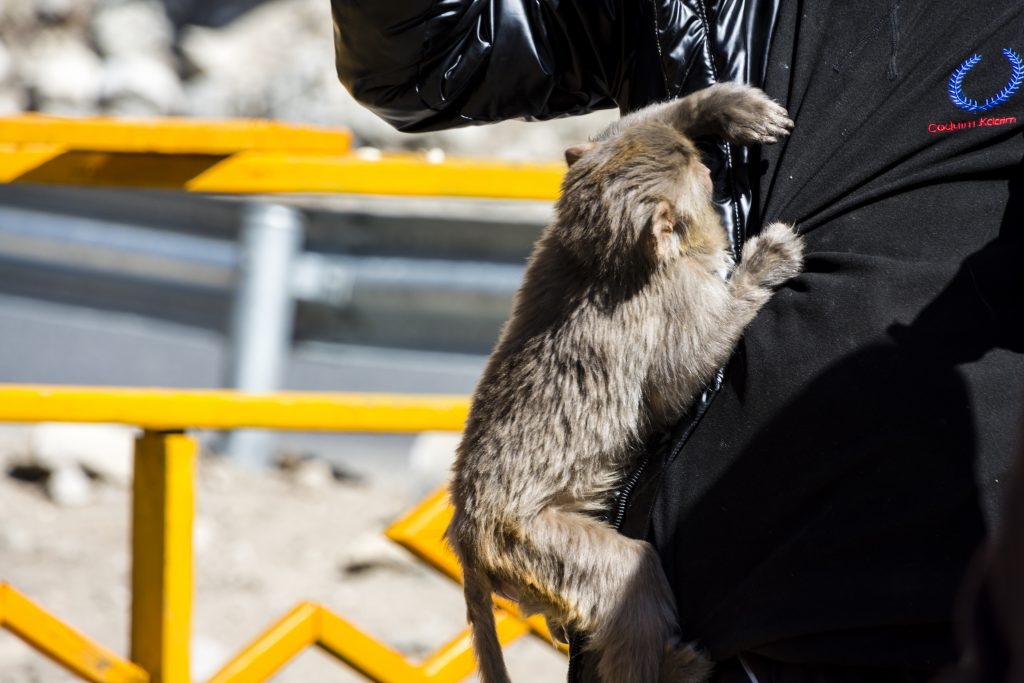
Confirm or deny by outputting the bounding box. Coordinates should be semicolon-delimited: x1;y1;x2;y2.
446;83;803;683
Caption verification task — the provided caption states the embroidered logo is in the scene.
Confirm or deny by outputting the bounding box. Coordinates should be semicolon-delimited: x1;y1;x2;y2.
928;48;1021;134
948;48;1024;112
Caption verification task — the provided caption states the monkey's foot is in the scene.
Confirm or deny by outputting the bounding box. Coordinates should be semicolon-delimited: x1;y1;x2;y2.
703;83;794;145
659;642;714;683
741;221;805;288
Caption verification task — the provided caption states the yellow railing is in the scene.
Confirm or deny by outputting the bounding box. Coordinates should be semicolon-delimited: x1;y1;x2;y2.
0;115;565;199
0;385;563;683
0;115;568;680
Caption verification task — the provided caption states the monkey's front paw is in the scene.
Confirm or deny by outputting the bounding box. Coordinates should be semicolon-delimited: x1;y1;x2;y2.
706;83;794;145
741;222;804;289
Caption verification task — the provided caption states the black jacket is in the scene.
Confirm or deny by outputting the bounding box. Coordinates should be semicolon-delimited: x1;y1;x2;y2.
333;0;1024;674
332;0;777;253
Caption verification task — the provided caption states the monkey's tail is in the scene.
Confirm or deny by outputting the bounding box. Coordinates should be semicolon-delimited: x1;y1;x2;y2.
462;563;512;683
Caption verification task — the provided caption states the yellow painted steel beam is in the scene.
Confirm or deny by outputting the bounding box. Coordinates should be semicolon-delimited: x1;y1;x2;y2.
317;608;428;683
186;151;565;199
0;385;469;433
0;144;65;180
206;603;320;683
0;116;352;155
0;582;149;683
0;146;563;198
209;603;447;683
0;115;564;197
131;432;195;683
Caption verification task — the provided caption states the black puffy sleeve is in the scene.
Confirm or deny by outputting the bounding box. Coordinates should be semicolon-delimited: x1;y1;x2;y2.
331;0;625;132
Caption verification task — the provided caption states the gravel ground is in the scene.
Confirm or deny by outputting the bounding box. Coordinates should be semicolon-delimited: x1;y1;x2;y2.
0;455;565;682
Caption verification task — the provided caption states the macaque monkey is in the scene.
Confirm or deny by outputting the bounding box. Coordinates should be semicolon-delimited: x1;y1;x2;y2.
447;83;802;683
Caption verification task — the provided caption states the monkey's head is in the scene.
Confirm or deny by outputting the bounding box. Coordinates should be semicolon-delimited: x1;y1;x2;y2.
555;121;719;280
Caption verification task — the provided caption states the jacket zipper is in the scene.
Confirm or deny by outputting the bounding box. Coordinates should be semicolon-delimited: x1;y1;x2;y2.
611;371;723;532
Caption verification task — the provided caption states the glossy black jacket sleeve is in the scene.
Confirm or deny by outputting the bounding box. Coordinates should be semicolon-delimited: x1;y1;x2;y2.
331;0;623;132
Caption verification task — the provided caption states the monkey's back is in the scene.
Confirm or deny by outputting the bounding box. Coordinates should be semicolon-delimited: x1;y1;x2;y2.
450;227;666;522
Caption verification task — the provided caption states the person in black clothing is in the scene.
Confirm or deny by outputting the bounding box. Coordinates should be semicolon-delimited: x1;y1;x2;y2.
331;1;1024;680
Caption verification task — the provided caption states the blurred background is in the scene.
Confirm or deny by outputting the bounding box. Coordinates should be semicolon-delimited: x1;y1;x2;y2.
0;0;615;680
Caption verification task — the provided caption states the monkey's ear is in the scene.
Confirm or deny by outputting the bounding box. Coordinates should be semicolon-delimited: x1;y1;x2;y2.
564;142;596;166
650;200;680;259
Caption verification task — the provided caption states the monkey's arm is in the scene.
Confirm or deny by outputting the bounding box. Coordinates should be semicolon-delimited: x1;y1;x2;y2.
331;0;622;132
717;222;804;347
601;83;793;145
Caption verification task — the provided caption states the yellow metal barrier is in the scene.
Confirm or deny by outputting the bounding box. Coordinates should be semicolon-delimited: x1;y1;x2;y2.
0;583;148;683
0;113;567;679
0;115;565;199
0;385;470;432
131;432;195;683
0;385;563;683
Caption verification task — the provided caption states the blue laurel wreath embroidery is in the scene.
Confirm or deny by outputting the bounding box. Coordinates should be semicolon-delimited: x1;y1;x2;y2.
948;48;1024;112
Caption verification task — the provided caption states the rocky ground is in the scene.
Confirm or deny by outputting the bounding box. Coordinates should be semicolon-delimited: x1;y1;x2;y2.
0;0;615;159
0;436;565;682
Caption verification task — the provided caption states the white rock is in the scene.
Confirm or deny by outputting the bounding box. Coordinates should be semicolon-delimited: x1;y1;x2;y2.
355;147;382;161
338;532;423;576
30;423;135;487
24;31;103;113
408;431;460;490
288;456;335;491
91;0;173;58
100;55;183;115
46;465;92;507
35;0;82;24
191;636;230;682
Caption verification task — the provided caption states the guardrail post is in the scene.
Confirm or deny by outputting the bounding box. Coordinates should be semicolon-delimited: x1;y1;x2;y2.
131;430;195;683
225;203;304;466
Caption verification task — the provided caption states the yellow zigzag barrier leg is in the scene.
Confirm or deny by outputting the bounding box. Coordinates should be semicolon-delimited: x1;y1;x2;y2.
206;603;320;683
0;582;149;683
206;601;534;683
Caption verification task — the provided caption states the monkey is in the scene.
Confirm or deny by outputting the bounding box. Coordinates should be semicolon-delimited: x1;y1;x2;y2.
446;82;803;683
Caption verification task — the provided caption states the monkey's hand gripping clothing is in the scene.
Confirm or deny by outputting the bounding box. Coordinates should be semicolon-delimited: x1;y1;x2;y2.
332;0;1024;676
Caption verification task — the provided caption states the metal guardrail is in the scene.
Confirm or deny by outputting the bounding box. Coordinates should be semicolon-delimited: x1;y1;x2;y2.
0;115;564;199
0;116;569;680
0;385;563;683
0;114;558;460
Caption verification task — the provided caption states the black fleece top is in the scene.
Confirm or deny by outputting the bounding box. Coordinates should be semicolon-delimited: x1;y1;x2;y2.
619;1;1024;671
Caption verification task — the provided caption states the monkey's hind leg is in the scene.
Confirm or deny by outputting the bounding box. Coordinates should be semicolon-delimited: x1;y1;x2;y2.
509;507;711;683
